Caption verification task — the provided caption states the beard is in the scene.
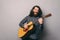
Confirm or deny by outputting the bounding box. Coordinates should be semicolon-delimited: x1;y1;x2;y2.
33;13;38;17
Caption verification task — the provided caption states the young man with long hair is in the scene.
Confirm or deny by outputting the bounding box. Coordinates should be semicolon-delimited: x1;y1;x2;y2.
19;5;43;40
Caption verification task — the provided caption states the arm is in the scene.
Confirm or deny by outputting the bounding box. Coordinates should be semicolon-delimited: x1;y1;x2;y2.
19;16;28;28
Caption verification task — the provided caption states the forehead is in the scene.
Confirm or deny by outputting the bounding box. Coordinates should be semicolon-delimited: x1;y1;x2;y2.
34;7;39;9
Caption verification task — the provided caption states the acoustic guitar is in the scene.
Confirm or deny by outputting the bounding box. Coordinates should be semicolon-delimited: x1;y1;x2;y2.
18;13;52;38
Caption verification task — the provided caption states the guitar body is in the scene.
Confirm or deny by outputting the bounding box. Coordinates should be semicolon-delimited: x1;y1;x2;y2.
18;21;33;38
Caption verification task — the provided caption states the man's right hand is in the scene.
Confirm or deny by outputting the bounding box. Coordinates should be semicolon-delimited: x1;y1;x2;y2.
24;23;28;29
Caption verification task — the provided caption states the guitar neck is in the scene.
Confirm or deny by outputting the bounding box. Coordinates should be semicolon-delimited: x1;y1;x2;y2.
42;13;52;18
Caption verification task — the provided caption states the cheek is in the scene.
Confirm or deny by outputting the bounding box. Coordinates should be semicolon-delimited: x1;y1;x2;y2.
36;10;39;12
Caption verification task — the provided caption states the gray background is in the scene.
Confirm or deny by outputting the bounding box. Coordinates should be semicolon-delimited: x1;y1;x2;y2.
0;0;60;40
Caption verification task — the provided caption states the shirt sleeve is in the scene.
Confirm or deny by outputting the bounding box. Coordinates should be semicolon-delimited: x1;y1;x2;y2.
19;16;28;28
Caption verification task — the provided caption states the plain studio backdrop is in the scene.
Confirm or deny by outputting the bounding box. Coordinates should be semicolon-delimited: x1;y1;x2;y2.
0;0;60;40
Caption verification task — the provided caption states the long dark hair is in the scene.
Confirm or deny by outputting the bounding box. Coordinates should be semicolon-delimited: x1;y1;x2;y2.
29;5;42;17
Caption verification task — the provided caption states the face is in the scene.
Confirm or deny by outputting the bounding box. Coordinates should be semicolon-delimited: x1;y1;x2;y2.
33;7;39;15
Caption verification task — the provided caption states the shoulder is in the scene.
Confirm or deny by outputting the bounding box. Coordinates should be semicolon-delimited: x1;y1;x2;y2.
24;15;30;19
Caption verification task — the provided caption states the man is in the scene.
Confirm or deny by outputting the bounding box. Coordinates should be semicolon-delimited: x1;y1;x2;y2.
19;5;43;40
